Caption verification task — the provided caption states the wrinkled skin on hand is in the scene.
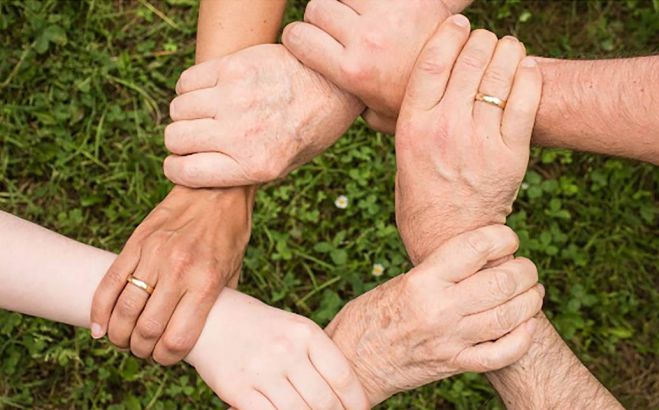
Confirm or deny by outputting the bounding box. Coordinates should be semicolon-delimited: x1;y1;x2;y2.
393;18;542;264
283;0;452;131
326;225;543;404
163;44;363;188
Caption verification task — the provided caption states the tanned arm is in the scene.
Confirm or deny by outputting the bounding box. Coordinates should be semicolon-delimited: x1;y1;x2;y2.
535;57;659;164
487;313;622;409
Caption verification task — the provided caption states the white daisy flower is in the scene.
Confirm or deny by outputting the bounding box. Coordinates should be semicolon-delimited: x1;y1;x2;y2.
335;195;349;209
372;263;385;277
521;182;529;190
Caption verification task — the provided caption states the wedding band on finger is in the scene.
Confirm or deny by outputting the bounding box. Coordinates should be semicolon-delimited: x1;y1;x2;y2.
126;275;155;296
475;92;507;109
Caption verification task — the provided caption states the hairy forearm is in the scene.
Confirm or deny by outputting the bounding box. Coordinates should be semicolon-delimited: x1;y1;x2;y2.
535;56;659;164
487;313;622;409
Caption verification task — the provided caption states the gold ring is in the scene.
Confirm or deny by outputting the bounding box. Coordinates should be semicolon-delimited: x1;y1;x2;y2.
126;275;154;295
475;92;507;109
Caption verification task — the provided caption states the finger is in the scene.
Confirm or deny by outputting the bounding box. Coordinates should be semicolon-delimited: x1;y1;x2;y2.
282;21;344;86
308;333;370;410
169;87;220;121
258;380;310;410
454;257;538;315
232;390;277;410
416;224;520;283
460;284;545;343
175;59;223;95
163;153;252;188
402;14;471;111
90;243;141;338
304;0;358;45
107;263;158;349
501;56;542;151
458;317;539;372
130;280;183;359
164;118;222;155
288;362;343;410
443;29;498;110
152;291;216;366
362;110;396;134
473;36;525;134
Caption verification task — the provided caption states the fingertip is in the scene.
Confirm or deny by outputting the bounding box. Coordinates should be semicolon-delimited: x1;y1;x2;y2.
91;322;105;339
450;14;470;28
282;21;304;47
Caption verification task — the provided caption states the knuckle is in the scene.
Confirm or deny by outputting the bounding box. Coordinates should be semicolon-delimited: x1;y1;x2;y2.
361;30;386;52
494;303;515;331
340;59;369;82
482;67;509;89
136;318;165;340
464;230;492;255
116;294;143;317
250;159;283;183
417;47;449;76
107;332;127;349
105;267;127;286
331;364;355;391
493;269;517;298
472;353;495;372
459;48;490;70
198;273;222;294
271;336;296;356
162;332;194;355
289;319;319;341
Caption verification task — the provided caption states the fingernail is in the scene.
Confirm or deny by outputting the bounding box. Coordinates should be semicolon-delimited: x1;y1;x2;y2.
521;57;537;67
525;318;538;334
283;24;301;44
91;323;104;339
452;14;470;28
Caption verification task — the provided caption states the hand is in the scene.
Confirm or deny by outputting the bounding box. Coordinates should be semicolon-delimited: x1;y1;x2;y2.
187;289;370;410
90;186;254;365
282;0;475;133
163;44;363;188
394;18;542;264
282;0;452;132
326;225;544;404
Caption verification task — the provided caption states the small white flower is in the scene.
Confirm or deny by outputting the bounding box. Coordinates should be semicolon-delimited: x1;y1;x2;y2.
521;182;529;190
335;195;349;209
372;263;385;277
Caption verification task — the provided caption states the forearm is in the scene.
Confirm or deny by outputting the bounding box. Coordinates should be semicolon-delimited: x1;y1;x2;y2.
487;313;622;409
196;0;286;63
0;211;236;367
534;56;659;164
169;1;290;240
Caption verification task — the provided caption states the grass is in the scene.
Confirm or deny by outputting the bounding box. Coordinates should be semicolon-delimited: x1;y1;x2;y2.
0;0;658;408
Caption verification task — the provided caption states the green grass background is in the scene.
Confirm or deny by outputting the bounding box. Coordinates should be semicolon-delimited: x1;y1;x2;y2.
0;0;657;408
